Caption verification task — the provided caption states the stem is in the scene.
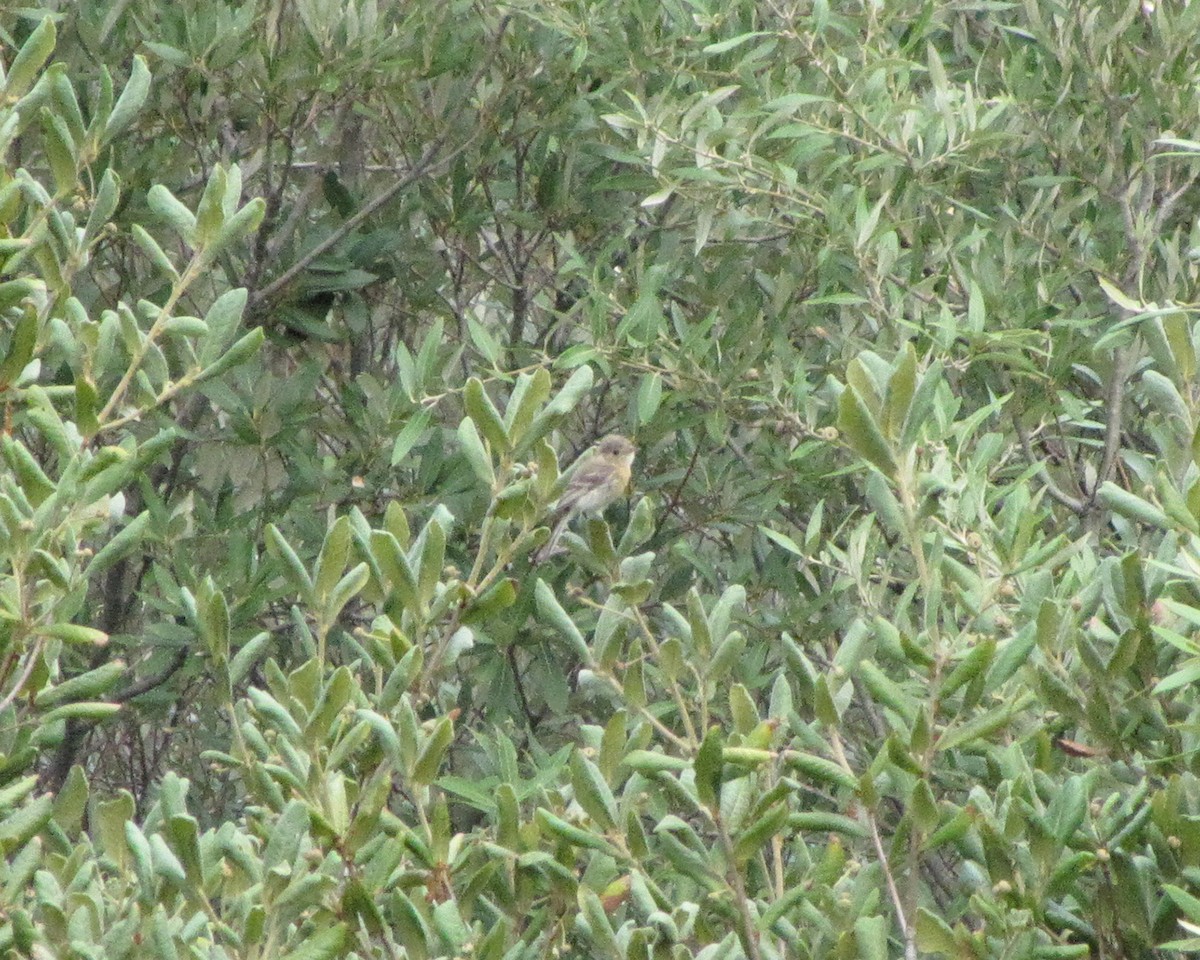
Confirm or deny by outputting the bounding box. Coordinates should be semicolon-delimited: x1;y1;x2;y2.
713;810;764;960
97;256;204;424
0;636;46;714
594;669;690;751
828;730;915;960
631;604;699;747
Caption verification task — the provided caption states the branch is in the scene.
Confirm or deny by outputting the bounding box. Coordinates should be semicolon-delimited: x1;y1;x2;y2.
828;729;915;959
1093;346;1132;498
249;14;513;310
40;646;190;793
111;646;190;704
1011;412;1086;514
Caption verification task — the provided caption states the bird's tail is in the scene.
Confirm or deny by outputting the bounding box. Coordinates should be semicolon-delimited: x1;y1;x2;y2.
533;512;572;563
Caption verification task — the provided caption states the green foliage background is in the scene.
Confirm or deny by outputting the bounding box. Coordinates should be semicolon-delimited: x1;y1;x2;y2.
3;1;1200;957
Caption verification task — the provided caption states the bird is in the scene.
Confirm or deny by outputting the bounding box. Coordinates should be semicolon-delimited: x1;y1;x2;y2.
534;434;636;561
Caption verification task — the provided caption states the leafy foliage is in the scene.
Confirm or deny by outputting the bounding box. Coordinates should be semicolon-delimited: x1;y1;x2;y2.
4;1;1200;959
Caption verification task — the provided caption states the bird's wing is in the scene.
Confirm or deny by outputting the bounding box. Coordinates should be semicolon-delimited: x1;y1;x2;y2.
556;457;610;511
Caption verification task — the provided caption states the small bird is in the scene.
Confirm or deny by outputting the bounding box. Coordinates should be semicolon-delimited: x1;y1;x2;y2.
535;434;636;561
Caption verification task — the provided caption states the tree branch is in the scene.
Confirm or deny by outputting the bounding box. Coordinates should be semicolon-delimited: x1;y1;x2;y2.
248;14;513;311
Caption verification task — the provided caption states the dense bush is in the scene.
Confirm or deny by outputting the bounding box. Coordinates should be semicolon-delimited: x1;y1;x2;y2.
4;1;1200;958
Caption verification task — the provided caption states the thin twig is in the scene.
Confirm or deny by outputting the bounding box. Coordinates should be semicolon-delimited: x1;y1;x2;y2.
1011;411;1086;513
828;730;914;959
111;647;189;704
868;809;915;960
655;441;703;540
0;637;46;714
710;811;764;960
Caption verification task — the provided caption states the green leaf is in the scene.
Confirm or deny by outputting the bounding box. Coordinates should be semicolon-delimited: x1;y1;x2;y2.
0;305;38;390
371;530;420;614
40;701;122;724
733;801;788;862
1097;276;1141;312
201;581;230;661
940;638;995;698
354;709;404;768
535;579;590;662
542;364;594;420
813;675;839;726
36;661;125;709
505;368;552;448
165;814;203;884
266;524;314;599
124;821;155;898
1163;312;1197;383
784;751;857;792
40;107;77;191
148;185;197;242
710;584;745;645
417;518;445;604
789;812;868;838
195;327;264;382
1165;884;1200;922
277;923;349;960
209;197;266;258
457;417;495;488
391;409;433;466
882;342;917;440
636;371;663;425
0;783;38;817
84;168;121;243
703;32;770;54
570;751;618;830
1046;775;1086;844
264;800;310;870
413;715;453;785
229;632;272;685
914;908;957;955
341;880;384;937
838;383;898;476
4;17;55;100
937;695;1030;752
0;795;53;851
466;315;502;366
535;808;621;856
759;525;804;556
2;435;54;504
247;687;303;740
432;900;470;953
326;563;368;622
464;378;509;453
200;288;248;364
578;887;621;955
131;224;180;279
1097;481;1171;530
88;511;151;576
524;365;593;446
622;750;689;774
462;577;516;623
314;516;352;601
854;915;889;960
104;55;151;142
194;166;228;246
162;315;208;338
900;359;944;448
694;726;724;809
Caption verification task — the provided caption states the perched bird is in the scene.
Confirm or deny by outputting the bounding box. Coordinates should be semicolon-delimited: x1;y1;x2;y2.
535;434;636;561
